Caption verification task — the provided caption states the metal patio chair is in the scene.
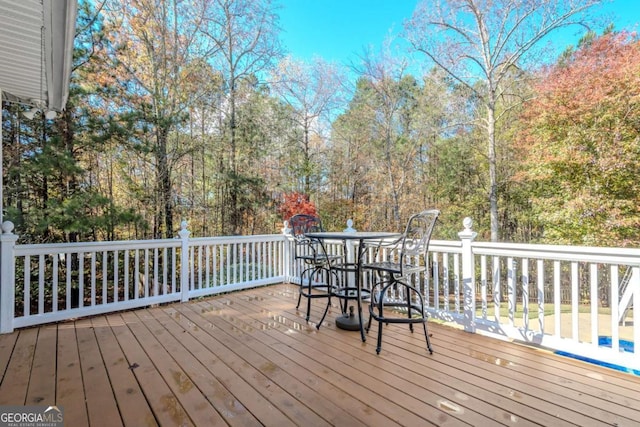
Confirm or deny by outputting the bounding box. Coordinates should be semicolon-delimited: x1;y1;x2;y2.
288;214;343;329
362;209;440;354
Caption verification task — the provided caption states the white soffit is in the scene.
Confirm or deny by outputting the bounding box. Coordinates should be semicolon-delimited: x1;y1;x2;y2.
0;0;77;111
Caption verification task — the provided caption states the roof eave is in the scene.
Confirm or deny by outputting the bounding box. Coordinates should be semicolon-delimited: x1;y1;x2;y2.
0;0;78;111
44;0;77;111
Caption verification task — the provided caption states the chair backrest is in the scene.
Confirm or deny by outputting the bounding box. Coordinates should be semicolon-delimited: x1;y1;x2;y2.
288;214;324;239
400;209;440;263
288;214;326;260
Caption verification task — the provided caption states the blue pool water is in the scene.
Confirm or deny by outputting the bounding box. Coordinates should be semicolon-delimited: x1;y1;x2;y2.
597;336;634;352
555;337;639;376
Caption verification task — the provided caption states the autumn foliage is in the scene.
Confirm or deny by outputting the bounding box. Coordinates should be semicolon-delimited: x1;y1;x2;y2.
517;32;640;246
277;192;317;221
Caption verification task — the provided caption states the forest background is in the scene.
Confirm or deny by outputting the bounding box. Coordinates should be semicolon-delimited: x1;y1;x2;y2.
1;0;639;247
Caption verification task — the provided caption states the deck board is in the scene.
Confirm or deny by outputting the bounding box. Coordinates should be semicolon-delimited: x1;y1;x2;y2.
430;324;640;425
280;286;640;425
25;325;57;405
132;308;263;427
76;317;124;427
233;287;548;426
90;316;156;427
239;285;581;426
119;310;222;426
146;307;290;427
219;289;493;426
0;331;18;383
0;283;639;426
164;305;337;427
106;312;194;426
176;301;395;427
0;327;37;405
56;324;89;426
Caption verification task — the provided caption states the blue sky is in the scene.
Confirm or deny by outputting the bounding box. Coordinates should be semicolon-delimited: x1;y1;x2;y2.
278;0;417;63
277;0;640;65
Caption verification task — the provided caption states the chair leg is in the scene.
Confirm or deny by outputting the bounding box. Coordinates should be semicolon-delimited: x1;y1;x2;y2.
374;281;391;355
297;267;311;312
317;298;331;330
317;269;337;330
303;268;316;321
423;322;433;354
415;289;433;354
405;288;414;333
306;276;313;321
366;284;379;333
356;286;367;342
376;321;383;354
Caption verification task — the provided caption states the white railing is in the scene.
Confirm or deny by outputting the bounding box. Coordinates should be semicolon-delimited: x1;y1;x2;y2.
188;234;288;298
1;217;638;372
0;221;289;332
427;220;640;373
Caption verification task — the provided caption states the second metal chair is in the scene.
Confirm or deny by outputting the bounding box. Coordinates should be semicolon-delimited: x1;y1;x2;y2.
362;209;440;354
288;214;343;329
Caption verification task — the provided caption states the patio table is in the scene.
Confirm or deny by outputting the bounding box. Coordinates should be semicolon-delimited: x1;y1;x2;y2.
304;231;401;342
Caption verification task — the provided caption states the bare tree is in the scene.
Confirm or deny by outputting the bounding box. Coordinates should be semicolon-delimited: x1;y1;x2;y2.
271;56;345;196
103;0;216;238
405;0;602;241
202;0;282;234
354;43;417;229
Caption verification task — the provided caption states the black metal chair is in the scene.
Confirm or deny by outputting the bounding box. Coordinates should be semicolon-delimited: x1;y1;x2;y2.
362;209;440;354
288;214;343;329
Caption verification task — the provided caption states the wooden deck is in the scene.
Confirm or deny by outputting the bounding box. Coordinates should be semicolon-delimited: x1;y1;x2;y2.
0;283;639;426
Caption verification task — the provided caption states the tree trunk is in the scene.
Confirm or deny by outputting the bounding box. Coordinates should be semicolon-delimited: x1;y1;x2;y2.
303;119;310;195
229;81;240;235
157;126;173;238
487;102;499;242
384;126;401;228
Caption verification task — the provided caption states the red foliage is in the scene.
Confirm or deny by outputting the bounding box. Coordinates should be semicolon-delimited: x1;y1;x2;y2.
517;32;640;172
516;32;640;245
531;32;640;120
278;192;317;220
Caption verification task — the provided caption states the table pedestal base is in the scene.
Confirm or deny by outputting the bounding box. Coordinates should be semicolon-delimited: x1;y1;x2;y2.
335;306;362;331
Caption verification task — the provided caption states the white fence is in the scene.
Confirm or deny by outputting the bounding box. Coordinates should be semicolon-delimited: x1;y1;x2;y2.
0;221;288;332
1;218;638;373
428;226;640;373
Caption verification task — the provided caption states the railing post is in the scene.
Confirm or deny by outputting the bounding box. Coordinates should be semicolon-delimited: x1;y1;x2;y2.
343;219;356;260
282;221;292;281
343;219;357;293
179;220;190;302
0;221;18;333
343;219;356;232
459;217;477;333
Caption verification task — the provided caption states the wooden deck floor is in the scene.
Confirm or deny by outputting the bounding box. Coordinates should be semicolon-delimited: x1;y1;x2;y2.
0;283;639;426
